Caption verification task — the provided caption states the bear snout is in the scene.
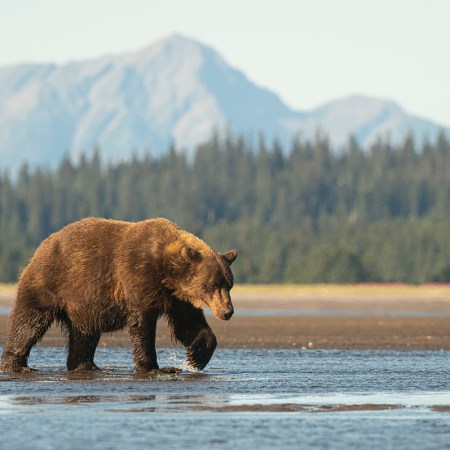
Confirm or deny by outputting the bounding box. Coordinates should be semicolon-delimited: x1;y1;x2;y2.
208;290;234;321
223;308;234;321
210;303;234;321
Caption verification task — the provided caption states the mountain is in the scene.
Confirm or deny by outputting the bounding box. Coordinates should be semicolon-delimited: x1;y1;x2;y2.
290;95;444;148
0;34;446;171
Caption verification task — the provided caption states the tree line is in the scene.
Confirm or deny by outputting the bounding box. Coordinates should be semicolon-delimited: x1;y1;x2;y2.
1;131;450;283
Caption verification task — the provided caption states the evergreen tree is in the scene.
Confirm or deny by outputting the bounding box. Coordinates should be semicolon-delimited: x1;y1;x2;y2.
1;131;450;283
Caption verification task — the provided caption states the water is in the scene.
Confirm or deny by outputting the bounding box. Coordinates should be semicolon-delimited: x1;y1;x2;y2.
1;347;450;449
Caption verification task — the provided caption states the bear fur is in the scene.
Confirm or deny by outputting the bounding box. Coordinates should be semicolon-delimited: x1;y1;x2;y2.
0;217;237;373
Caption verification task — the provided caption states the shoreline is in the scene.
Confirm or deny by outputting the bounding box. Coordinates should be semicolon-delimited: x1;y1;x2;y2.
1;284;450;350
1;315;450;351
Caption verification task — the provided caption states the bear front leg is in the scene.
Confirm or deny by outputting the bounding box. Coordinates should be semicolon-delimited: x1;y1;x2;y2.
168;298;217;370
127;311;159;373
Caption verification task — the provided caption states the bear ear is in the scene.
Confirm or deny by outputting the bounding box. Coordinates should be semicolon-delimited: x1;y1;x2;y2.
223;249;238;265
181;246;203;262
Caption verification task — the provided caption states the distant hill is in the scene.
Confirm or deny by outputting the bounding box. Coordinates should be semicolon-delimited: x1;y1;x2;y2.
0;34;446;171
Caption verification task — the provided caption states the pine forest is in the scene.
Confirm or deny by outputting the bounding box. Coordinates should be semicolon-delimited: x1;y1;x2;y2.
1;131;450;284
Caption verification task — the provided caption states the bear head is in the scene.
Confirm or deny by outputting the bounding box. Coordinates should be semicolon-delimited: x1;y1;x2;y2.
162;242;238;321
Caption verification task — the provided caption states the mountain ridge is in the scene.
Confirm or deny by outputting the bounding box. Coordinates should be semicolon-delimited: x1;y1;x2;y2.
0;34;447;171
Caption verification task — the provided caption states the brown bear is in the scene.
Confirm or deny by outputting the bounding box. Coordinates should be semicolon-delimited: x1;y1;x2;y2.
0;217;237;373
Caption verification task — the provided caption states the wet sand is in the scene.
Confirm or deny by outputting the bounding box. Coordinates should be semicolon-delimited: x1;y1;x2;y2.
1;284;450;350
193;403;401;413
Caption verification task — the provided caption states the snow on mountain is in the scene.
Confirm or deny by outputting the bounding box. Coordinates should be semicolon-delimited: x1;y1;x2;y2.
0;34;446;171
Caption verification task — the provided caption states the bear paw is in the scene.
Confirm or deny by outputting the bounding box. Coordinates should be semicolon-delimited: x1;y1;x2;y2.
149;367;182;374
0;353;34;373
0;364;36;373
187;331;217;370
68;361;101;372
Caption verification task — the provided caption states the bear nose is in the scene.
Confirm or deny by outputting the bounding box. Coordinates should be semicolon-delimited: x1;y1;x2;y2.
223;309;234;320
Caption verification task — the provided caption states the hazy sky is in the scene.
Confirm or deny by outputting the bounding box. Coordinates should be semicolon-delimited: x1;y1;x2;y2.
1;0;449;126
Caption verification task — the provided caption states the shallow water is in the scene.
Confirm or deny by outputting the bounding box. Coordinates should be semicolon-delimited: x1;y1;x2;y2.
1;347;450;449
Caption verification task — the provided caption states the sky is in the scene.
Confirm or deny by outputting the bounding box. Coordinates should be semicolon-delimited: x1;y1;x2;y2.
1;0;449;126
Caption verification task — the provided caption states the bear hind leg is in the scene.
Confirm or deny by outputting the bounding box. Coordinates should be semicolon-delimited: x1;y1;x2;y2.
1;306;54;373
66;328;101;371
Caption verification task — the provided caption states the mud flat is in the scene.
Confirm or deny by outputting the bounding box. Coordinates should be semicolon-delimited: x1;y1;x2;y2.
1;283;450;350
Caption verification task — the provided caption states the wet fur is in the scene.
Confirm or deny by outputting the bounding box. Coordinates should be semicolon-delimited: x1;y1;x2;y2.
0;218;237;373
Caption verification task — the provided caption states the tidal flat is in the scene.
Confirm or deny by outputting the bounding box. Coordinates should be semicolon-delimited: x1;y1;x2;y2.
2;284;450;350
